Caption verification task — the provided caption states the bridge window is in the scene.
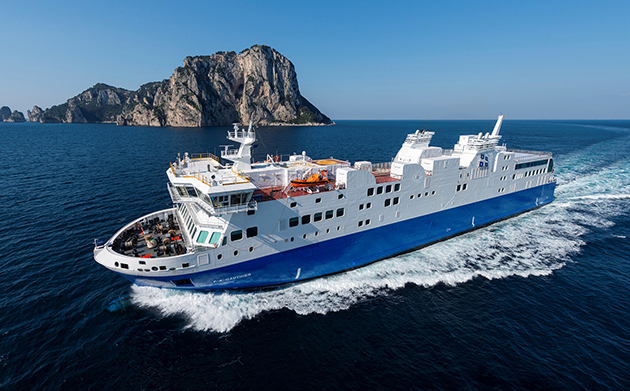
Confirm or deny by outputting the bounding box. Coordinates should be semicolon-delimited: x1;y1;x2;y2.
197;231;209;243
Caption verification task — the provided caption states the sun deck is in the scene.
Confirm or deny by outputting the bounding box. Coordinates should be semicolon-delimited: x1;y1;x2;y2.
111;212;187;260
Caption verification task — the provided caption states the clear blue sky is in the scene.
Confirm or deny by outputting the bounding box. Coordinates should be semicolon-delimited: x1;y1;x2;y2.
1;0;628;119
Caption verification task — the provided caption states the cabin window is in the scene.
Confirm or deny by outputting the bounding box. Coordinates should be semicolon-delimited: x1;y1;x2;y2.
394;183;401;192
338;194;343;199
393;197;399;205
290;201;297;208
315;198;322;203
325;210;334;219
247;209;255;215
457;184;461;192
359;204;364;210
336;208;345;217
432;191;436;195
246;227;258;238
197;231;209;243
384;199;391;207
366;202;372;209
289;217;299;227
217;254;223;260
377;186;383;195
463;183;467;190
234;250;239;256
386;185;392;193
222;237;227;246
302;215;311;225
358;221;363;227
231;230;243;241
314;212;323;222
367;188;374;197
365;219;371;225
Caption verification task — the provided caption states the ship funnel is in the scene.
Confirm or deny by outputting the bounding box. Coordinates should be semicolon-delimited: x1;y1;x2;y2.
491;114;504;136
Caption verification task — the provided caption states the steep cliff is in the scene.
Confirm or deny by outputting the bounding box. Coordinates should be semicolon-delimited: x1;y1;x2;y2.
27;106;44;122
37;45;331;127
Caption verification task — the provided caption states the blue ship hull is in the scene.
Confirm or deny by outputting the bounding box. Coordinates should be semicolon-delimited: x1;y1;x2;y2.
121;182;555;290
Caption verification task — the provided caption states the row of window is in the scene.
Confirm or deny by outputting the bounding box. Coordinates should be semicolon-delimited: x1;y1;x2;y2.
230;226;258;242
384;197;400;207
456;183;468;192
358;219;371;227
410;191;437;199
289;193;344;208
289;208;345;228
367;183;401;197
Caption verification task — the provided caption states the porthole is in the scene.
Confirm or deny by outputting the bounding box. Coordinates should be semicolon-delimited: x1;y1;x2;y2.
249;247;254;252
326;228;330;233
159;266;166;271
338;194;343;199
114;262;119;267
290;201;297;208
217;254;223;260
152;266;158;271
316;198;322;203
234;250;239;256
291;237;295;242
337;226;341;231
315;231;319;236
302;234;307;239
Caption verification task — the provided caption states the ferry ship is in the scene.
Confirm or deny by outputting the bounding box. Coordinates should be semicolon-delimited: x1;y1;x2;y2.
94;115;556;289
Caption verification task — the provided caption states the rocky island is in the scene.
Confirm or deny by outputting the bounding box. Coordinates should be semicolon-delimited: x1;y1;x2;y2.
1;106;26;122
31;45;331;127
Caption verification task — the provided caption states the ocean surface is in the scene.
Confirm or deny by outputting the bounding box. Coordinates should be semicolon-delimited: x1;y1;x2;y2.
1;119;630;390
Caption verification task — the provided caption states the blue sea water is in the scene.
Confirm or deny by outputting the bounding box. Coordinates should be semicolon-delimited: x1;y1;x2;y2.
1;119;630;390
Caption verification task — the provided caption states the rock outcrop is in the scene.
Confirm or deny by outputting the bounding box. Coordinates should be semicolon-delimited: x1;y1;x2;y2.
36;45;331;127
0;106;11;121
4;110;26;122
27;106;44;122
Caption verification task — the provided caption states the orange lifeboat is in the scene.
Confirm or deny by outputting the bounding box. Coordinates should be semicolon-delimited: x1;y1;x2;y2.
291;171;328;187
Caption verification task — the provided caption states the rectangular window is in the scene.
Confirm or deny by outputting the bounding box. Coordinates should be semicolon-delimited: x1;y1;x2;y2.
366;202;371;209
325;210;334;219
246;227;258;238
384;199;391;207
394;183;401;192
463;183;467;190
302;215;311;224
209;232;222;245
376;186;383;195
358;221;363;227
231;230;243;241
359;204;364;210
386;184;392;193
336;208;344;217
365;219;371;225
197;230;209;243
457;184;461;192
315;198;322;203
393;197;399;205
314;212;323;222
367;188;374;196
289;217;299;227
290;201;297;208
